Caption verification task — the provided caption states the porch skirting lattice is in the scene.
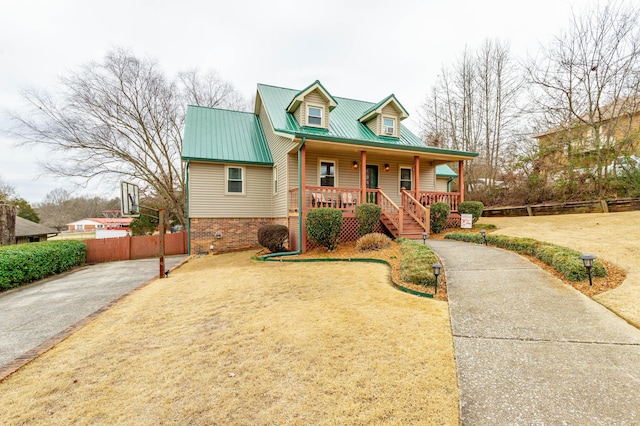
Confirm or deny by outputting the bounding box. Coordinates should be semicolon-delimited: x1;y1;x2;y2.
293;216;389;252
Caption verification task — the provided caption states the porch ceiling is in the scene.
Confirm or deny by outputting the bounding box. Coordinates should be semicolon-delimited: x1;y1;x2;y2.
290;138;475;163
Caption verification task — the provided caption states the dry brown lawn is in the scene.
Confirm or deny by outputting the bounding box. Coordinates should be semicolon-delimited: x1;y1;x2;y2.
479;211;640;328
0;251;459;425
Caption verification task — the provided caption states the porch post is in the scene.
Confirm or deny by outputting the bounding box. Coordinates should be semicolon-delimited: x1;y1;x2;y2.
458;160;465;203
301;144;307;253
414;155;420;198
360;150;367;204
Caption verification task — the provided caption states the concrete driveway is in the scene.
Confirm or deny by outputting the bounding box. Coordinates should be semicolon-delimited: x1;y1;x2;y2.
0;255;188;373
428;239;640;425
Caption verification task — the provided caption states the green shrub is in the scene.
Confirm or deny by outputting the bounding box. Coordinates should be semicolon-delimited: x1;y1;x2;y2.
430;202;450;234
306;208;343;251
0;241;86;290
399;239;440;286
458;201;484;225
355;203;382;235
257;224;289;253
356;232;391;251
444;232;607;282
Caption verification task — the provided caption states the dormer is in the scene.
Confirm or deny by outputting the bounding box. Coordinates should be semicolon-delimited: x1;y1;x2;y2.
358;94;409;138
286;80;338;129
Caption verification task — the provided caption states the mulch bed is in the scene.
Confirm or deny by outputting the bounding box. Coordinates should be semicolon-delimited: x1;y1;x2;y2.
430;228;625;298
262;228;625;302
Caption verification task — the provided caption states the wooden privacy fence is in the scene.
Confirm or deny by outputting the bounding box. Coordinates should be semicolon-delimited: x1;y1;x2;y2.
483;197;640;217
84;232;188;264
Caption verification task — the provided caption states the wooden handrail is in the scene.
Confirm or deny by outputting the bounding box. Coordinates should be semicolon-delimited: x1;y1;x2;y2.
402;189;429;232
377;189;401;234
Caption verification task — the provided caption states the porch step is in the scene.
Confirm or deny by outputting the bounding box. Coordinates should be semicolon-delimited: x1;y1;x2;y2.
380;213;427;239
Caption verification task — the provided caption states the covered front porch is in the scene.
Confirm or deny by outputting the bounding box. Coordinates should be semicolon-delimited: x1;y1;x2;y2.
287;143;468;251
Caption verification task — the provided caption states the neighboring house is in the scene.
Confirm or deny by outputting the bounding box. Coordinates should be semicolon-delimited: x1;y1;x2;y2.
15;217;58;244
534;97;640;177
182;80;478;254
66;218;133;232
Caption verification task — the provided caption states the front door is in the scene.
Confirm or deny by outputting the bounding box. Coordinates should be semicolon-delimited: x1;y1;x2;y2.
366;165;378;203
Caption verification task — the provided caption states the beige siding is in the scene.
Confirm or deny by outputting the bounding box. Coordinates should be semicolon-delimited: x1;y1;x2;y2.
421;166;437;191
365;117;378;135
381;104;400;137
188;162;273;218
302;89;330;129
288;153;298;189
258;100;298;217
436;177;450;192
294;104;303;124
304;149;361;189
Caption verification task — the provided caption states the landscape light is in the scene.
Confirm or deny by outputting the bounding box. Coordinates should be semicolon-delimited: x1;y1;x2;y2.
422;232;428;245
432;263;442;294
580;254;596;286
480;229;487;245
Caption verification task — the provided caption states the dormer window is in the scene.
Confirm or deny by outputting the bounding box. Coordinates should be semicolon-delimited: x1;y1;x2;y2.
308;106;323;126
383;117;396;136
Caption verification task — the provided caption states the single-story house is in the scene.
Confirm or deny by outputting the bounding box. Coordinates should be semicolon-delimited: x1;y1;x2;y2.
15;217;58;244
66;218;133;232
182;80;478;254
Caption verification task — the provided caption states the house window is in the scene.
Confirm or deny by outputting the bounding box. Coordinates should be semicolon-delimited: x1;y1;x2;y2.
76;224;84;231
383;117;396;136
400;166;412;191
308;106;323;126
320;160;335;187
273;165;278;195
225;166;245;195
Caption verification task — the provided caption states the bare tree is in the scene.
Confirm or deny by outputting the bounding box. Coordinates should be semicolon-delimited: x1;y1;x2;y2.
0;176;16;201
527;1;640;194
36;188;120;231
179;69;249;111
420;39;524;192
9;48;246;227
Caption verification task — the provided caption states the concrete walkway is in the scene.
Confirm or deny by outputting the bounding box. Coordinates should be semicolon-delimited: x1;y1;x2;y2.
428;239;640;425
0;255;188;373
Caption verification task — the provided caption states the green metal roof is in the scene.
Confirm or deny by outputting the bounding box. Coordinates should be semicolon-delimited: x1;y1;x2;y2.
436;164;458;177
257;83;477;158
182;105;273;165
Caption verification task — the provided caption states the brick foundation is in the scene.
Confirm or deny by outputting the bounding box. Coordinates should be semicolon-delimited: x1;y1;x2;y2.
190;217;288;254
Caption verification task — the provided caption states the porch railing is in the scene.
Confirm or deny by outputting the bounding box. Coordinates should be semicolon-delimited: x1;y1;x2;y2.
289;186;363;212
416;191;461;212
402;189;429;232
377;189;402;235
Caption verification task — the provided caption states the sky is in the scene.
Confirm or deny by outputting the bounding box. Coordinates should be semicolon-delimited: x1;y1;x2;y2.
0;0;609;204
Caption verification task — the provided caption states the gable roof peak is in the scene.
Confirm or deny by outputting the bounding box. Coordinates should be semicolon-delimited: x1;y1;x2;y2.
285;80;338;113
358;93;409;123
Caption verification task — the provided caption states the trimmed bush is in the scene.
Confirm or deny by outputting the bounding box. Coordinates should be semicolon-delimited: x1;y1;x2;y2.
430;202;450;234
0;240;86;290
458;201;484;225
355;203;382;235
444;231;607;282
356;232;391;251
399;239;440;286
257;224;289;253
306;208;343;251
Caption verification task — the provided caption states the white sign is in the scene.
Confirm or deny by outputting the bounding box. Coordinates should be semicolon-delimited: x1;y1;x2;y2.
461;214;473;229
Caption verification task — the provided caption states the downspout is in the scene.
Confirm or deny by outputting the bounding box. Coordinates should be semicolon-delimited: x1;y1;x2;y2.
447;177;453;193
260;136;306;260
